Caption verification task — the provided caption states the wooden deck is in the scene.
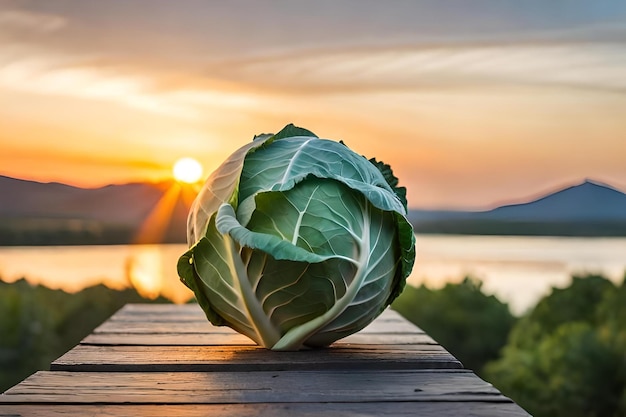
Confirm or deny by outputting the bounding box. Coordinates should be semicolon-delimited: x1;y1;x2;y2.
0;304;530;416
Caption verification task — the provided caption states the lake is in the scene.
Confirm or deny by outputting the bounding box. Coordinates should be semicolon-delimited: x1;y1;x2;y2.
0;235;624;315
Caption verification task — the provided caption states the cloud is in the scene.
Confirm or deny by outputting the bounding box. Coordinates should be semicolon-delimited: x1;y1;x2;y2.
208;42;626;95
0;52;190;117
0;45;263;119
0;6;263;118
2;2;625;102
1;2;624;124
0;9;66;33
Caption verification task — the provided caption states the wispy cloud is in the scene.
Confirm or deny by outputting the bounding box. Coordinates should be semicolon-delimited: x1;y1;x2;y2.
0;9;66;33
1;2;624;118
209;42;626;95
0;6;262;118
0;46;262;119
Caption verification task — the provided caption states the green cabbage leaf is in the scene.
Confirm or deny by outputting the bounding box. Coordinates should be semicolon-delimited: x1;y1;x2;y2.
178;124;415;350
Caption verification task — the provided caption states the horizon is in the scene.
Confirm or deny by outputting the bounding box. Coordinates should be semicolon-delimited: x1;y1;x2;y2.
1;1;626;209
3;172;624;212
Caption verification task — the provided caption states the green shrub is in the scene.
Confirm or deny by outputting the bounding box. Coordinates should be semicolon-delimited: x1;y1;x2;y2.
392;277;516;374
485;273;626;417
0;279;167;392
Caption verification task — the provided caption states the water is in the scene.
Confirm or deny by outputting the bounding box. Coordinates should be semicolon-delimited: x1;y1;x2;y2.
0;244;193;304
409;235;626;314
0;236;624;315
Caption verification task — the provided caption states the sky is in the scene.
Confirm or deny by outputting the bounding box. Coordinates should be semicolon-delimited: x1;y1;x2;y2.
1;0;625;209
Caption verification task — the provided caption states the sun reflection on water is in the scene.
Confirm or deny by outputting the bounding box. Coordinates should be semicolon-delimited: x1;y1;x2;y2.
0;243;194;303
0;178;202;303
124;244;194;304
126;246;163;299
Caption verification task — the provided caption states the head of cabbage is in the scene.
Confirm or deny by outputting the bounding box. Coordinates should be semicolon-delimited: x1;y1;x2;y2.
177;124;415;350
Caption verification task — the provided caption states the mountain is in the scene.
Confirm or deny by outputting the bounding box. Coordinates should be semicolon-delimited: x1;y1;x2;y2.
0;176;191;245
0;176;164;223
410;179;626;236
2;175;626;244
485;180;626;221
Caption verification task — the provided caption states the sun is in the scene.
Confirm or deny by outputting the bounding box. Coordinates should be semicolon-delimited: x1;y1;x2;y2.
173;157;204;184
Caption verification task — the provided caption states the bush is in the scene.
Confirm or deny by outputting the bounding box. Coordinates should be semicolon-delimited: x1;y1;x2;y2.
0;279;168;392
392;277;516;374
485;273;626;417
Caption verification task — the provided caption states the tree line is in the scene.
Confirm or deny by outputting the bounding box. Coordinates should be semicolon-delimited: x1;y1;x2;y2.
0;279;167;392
392;273;626;417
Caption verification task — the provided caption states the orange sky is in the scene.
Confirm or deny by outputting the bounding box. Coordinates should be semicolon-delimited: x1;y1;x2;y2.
1;1;625;209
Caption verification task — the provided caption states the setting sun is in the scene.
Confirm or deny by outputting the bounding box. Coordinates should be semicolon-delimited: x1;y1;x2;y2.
173;157;204;184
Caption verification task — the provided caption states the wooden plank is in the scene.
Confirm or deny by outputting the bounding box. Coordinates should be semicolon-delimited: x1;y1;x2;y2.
343;332;436;344
105;306;411;323
113;304;410;323
93;320;219;334
0;402;532;416
1;370;508;404
359;316;424;334
108;307;207;322
82;332;255;346
0;303;531;416
81;331;438;346
115;303;201;315
93;320;422;335
93;311;423;335
51;344;461;372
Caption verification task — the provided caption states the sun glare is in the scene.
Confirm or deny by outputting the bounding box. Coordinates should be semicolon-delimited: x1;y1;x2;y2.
173;157;203;184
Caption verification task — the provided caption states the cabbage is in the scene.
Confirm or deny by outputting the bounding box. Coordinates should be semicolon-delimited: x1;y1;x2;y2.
177;124;415;350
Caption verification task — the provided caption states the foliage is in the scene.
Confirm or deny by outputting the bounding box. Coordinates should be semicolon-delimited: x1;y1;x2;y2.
393;273;625;416
0;279;167;393
485;273;626;417
506;274;615;350
178;124;415;350
392;277;516;374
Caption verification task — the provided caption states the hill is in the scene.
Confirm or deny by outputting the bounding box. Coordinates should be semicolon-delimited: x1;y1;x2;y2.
2;176;626;243
486;180;626;221
0;176;190;245
410;180;626;236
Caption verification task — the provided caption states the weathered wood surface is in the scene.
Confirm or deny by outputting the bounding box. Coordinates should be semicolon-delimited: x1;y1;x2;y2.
51;344;459;372
83;303;438;346
0;304;531;416
0;403;532;417
82;331;438;346
92;309;422;335
55;307;459;372
2;370;504;403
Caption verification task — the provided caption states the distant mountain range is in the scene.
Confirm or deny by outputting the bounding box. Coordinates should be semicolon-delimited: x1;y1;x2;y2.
409;180;626;236
1;175;626;245
0;176;190;245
